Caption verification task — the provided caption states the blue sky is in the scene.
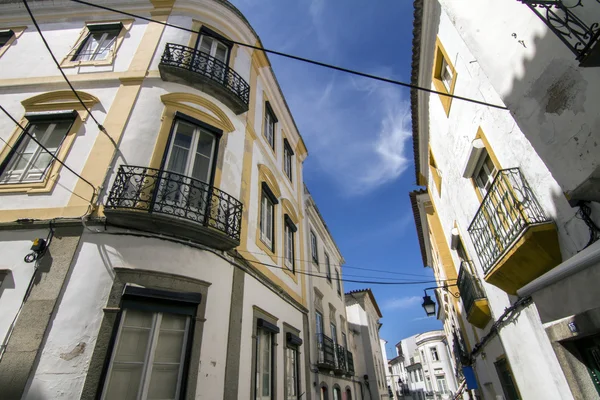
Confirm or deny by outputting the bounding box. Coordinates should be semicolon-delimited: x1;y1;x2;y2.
230;0;442;356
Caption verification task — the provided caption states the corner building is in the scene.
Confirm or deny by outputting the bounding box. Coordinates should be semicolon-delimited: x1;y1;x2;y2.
0;1;314;399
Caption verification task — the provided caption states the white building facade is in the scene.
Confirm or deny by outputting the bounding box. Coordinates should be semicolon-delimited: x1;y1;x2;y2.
410;0;600;399
0;1;322;399
304;186;357;400
345;289;388;400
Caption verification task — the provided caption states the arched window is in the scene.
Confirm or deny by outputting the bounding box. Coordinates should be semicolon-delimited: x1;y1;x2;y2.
345;387;352;400
333;385;341;400
320;383;329;400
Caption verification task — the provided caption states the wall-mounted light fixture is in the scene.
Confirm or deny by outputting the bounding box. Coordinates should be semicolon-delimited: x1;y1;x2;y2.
421;284;460;317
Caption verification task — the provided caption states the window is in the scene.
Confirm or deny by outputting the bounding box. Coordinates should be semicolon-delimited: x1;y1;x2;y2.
283;139;294;182
420;349;425;362
325;252;331;283
284;215;296;272
473;150;497;198
254;318;279;400
320;385;329;400
100;287;200;400
335;270;341;295
260;185;277;251
425;376;432;391
263;102;277;150
197;29;230;64
316;311;324;361
73;23;122;62
0;29;14;48
432;38;457;116
436;376;448;394
330;323;337;345
333;386;341;400
418;369;423;381
310;231;319;264
429;148;442;195
0;112;76;184
285;331;302;400
495;358;520;400
430;346;439;361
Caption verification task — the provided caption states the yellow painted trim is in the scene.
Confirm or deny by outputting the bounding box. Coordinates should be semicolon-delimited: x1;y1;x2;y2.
161;92;235;132
0;26;26;59
22;90;100;112
474;127;501;171
129;14;169;71
0;71;152;88
188;20;238;70
244;252;304;306
260;92;277;159
251;40;270;69
59;19;134;69
429;147;442;196
281;198;299;224
0;205;91;223
418;172;427;186
257;164;282;199
432;37;457;117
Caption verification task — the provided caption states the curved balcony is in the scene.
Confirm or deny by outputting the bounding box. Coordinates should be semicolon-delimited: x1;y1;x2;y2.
467;168;561;294
104;165;243;250
159;43;250;114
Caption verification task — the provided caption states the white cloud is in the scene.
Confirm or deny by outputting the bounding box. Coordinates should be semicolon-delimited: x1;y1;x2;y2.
285;73;412;196
383;296;421;310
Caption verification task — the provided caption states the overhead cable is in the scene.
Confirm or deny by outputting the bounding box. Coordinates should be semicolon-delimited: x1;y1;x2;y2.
68;0;508;111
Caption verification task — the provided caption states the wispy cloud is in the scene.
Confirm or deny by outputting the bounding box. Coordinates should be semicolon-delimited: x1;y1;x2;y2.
286;73;412;196
411;316;431;322
383;296;421;310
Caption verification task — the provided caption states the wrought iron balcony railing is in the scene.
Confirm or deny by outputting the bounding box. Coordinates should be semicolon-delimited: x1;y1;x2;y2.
519;0;600;66
316;333;336;368
335;343;347;371
467;168;550;274
160;43;250;112
105;165;243;243
457;261;486;315
347;349;355;374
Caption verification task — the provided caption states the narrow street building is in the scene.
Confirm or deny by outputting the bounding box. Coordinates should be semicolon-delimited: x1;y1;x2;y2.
345;289;388;400
0;1;334;399
410;0;600;399
304;186;356;400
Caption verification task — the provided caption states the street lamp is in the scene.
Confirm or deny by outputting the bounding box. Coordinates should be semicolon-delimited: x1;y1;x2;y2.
421;284;460;317
422;295;436;317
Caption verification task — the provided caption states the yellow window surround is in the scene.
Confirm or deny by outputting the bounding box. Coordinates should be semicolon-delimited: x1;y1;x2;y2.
469;127;502;203
432;37;457;116
281;198;300;283
0;90;99;194
188;20;238;70
429;147;443;196
255;164;281;265
0;26;27;59
60;19;134;68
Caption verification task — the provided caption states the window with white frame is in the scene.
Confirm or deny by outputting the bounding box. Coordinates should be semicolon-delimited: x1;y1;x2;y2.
425;376;432;391
255;318;278;400
73;23;122;62
310;230;319;264
284;215;296;272
0;112;76;184
335;269;341;296
260;185;277;251
263;102;277;150
283;139;294;182
100;288;199;400
439;57;453;92
325;252;331;282
436;375;448;394
473;150;497;198
285;331;302;400
430;346;439;361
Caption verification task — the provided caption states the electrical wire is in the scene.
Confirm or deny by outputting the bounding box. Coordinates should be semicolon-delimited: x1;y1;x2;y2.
68;0;508;111
0;104;97;203
22;0;116;148
237;249;435;278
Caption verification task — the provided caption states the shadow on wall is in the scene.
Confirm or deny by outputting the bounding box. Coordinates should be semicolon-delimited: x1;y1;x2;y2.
502;6;600;195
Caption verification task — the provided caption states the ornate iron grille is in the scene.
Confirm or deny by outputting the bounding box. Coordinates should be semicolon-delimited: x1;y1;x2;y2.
467;168;550;274
316;333;336;368
347;350;355;374
335;343;348;372
160;43;250;106
457;261;486;315
520;1;600;64
106;165;243;242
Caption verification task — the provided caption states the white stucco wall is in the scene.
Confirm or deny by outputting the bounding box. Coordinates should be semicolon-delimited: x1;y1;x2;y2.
438;0;600;194
22;230;235;400
420;6;576;400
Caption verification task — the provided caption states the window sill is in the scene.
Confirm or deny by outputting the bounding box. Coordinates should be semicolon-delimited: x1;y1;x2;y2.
432;78;455;117
60;56;116;69
256;234;279;266
0;173;59;194
283;265;298;283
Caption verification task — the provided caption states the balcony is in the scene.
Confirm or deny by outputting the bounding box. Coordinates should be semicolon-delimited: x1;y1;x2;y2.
316;334;354;375
159;43;250;114
519;1;600;67
457;262;491;329
467;168;562;294
104;165;243;250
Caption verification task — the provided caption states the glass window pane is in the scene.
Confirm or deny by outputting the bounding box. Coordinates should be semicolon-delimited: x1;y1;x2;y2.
199;35;212;54
148;364;180;400
103;363;144;400
191;154;211;183
215;43;228;63
196;131;215;157
95;31;117;60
